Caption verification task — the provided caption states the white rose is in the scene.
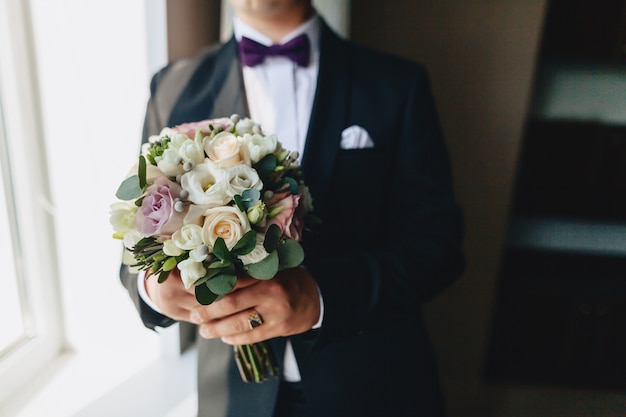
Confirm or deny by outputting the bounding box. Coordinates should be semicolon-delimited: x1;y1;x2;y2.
172;224;205;251
177;258;206;289
109;201;137;234
202;206;251;251
204;131;245;167
180;160;230;207
242;133;278;163
238;233;269;265
224;164;263;199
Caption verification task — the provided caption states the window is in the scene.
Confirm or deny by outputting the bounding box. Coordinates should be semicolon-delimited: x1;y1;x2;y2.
0;0;66;407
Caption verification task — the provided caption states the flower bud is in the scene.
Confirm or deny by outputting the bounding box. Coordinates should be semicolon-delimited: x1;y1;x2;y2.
246;201;266;225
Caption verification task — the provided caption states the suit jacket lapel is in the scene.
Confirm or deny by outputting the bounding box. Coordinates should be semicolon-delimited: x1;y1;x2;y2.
302;21;352;211
168;38;248;127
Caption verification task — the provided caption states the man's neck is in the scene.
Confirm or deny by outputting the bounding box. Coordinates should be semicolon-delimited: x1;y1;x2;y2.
236;5;315;43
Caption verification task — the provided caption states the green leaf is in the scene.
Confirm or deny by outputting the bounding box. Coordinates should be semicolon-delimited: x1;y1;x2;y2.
246;250;279;280
277;239;304;269
195;284;219;305
208;259;233;269
233;194;246;212
282;176;298;195
194;267;222;286
157;269;170;283
253;154;277;177
206;273;237;295
263;224;282;252
115;175;143;200
138;155;147;189
232;230;257;256
213;237;229;261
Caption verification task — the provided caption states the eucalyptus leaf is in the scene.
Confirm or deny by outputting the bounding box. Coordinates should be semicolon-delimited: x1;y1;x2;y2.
115;175;143;200
253;154;277;177
277;239;304;269
233;194;246;212
246;250;279;280
193;267;222;286
282;176;298;195
195;284;219;305
241;189;261;207
213;237;229;261
138;155;147;189
208;259;233;270
206;273;237;295
232;230;257;256
263;224;282;252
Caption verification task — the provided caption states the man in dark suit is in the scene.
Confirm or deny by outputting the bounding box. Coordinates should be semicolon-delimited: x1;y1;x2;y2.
120;1;465;416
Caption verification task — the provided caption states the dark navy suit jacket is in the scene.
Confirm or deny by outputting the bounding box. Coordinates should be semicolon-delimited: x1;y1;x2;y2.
121;18;465;417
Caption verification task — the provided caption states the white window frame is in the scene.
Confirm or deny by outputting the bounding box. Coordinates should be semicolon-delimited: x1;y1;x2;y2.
0;0;66;407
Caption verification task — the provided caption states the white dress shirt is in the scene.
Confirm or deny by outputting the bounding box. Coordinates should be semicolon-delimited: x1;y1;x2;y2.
233;13;321;383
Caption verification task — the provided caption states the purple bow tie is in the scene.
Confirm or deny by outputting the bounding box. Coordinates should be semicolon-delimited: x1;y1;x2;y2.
239;34;311;67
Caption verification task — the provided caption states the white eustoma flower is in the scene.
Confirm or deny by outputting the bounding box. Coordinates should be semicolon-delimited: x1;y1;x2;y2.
241;133;278;163
180;160;230;207
109;201;137;234
224;163;263;198
177;258;206;289
235;117;259;136
123;230;143;250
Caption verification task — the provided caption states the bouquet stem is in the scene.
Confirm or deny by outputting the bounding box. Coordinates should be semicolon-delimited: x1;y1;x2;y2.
233;342;278;383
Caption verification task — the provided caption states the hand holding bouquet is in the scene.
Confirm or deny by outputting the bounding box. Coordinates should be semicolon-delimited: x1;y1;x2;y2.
110;115;316;382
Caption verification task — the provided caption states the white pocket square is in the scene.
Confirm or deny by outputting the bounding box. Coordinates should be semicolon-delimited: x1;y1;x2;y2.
340;125;374;149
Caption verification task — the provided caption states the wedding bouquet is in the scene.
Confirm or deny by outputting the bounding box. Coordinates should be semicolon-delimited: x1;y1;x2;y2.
110;115;315;382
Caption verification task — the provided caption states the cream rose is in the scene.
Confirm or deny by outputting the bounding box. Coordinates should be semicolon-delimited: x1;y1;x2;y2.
204;131;245;167
202;206;251;250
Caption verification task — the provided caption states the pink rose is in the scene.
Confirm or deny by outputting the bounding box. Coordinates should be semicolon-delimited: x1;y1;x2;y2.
172;118;232;138
266;192;305;241
135;176;186;237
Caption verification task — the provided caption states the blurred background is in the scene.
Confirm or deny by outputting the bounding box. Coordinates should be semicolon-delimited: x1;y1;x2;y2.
1;0;625;416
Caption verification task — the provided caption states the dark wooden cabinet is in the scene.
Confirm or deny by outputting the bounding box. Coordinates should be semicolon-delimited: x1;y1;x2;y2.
540;0;626;61
485;249;626;388
513;120;626;222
